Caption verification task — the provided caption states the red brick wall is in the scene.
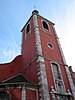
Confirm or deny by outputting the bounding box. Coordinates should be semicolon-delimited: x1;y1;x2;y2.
37;16;71;92
21;17;38;83
22;60;38;83
0;55;22;82
26;88;37;100
22;17;36;65
9;88;21;100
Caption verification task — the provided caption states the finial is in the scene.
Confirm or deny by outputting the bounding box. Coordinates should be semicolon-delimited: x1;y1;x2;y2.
32;9;39;15
32;5;39;15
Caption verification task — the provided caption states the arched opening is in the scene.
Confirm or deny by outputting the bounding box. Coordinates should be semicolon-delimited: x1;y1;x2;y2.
26;24;30;34
42;21;49;30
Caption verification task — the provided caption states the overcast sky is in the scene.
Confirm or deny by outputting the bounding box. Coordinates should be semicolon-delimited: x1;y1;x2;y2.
0;0;75;71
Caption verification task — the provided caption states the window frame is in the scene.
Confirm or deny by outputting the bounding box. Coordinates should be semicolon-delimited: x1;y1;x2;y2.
42;20;50;32
26;23;30;34
47;43;53;49
25;22;31;40
51;62;62;80
50;61;66;93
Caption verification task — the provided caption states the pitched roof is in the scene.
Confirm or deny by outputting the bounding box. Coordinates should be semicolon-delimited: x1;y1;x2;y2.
2;74;29;84
0;74;38;88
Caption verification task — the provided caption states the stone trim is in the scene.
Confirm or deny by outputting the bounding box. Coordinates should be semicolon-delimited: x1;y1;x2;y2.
53;25;75;99
50;86;72;100
22;85;26;100
33;14;50;100
38;55;67;66
50;61;66;93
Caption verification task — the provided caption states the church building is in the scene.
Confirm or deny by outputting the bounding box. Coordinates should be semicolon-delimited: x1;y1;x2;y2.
0;10;75;100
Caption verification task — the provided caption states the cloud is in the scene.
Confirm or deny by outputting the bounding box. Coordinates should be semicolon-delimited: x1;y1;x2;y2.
3;49;15;57
0;48;20;63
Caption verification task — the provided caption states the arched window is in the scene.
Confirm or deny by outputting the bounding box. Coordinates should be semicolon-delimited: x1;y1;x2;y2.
0;91;10;100
26;24;30;34
42;21;49;30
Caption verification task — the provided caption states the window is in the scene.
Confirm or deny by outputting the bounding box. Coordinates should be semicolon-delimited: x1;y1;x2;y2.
48;43;53;49
42;21;49;30
0;91;10;100
51;63;61;80
51;62;65;93
26;24;30;34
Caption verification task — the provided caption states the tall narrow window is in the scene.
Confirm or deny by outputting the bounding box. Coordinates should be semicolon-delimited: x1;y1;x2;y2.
51;63;61;80
42;21;49;30
26;24;30;34
51;62;65;93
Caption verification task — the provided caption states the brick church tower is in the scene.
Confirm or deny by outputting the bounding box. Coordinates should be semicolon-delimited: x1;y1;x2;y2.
21;10;75;99
0;10;75;100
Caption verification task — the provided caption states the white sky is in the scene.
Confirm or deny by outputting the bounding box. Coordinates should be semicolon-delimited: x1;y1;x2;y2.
55;2;75;71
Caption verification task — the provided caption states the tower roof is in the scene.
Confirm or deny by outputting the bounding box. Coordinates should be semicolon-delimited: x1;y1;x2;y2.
21;10;55;32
